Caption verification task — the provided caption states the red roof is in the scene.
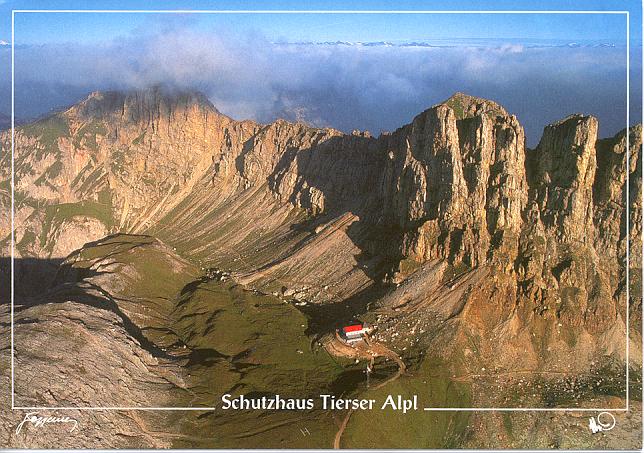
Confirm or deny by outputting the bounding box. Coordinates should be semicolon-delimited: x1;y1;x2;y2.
343;324;363;333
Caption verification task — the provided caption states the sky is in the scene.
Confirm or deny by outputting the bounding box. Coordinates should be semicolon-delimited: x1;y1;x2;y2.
0;0;642;146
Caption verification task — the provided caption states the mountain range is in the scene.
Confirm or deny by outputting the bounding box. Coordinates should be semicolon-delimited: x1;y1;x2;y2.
0;86;641;449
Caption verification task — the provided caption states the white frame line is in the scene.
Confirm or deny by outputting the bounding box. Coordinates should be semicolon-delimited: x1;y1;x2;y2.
10;10;632;14
10;7;15;412
624;8;630;411
9;9;632;413
8;406;632;412
14;406;218;411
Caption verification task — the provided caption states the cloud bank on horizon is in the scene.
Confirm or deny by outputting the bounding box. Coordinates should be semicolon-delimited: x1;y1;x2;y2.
1;27;640;145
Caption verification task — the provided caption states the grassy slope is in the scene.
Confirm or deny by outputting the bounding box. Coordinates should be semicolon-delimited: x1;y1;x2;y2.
64;234;351;448
343;356;471;449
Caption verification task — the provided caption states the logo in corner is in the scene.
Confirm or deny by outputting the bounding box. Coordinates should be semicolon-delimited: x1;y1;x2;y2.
588;412;615;434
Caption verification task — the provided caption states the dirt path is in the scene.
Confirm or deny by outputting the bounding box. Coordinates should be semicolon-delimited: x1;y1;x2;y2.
332;339;405;449
366;341;406;386
333;408;354;450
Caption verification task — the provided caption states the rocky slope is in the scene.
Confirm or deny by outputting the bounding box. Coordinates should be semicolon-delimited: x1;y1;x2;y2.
1;234;354;448
0;87;641;448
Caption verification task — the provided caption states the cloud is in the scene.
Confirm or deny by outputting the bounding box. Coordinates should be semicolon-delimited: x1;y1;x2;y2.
4;27;640;145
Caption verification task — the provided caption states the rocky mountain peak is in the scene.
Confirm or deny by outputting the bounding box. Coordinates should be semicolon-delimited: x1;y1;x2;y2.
67;86;222;123
442;91;510;120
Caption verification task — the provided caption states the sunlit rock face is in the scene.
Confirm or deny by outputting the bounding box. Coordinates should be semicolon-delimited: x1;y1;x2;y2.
0;88;641;449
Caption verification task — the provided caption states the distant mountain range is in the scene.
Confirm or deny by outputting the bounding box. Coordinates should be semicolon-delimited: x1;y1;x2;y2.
0;38;619;51
273;39;618;48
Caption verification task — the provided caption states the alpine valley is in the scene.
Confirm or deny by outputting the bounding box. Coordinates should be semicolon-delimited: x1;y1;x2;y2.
0;87;641;449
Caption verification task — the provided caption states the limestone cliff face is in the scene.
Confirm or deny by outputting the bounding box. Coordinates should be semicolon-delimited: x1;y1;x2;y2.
530;115;598;243
594;125;643;331
0;88;641;375
380;100;528;270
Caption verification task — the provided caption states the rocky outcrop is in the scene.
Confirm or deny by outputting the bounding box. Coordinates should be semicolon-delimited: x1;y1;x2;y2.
529;115;598;243
0;234;347;448
380;101;527;270
0;235;197;448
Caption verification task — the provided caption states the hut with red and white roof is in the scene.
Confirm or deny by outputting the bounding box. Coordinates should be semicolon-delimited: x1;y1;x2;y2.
339;322;372;344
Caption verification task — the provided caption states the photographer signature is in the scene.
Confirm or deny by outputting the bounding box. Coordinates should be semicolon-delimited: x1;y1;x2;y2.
16;412;78;435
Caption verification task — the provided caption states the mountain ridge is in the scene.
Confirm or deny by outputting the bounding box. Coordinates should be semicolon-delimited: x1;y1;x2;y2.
1;93;641;355
2;86;639;357
50;87;615;141
0;86;641;448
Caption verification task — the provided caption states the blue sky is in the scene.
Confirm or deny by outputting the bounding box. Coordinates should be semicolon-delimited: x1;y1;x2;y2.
0;0;641;145
4;0;638;45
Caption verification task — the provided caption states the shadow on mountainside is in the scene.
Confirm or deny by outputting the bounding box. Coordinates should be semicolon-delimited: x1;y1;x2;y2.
265;133;409;283
0;255;176;360
0;256;65;303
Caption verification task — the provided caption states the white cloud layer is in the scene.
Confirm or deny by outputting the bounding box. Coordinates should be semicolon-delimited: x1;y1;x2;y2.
3;28;640;144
